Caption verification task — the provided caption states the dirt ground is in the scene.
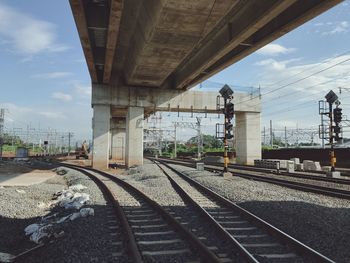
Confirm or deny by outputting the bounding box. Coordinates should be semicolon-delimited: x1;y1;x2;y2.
0;161;57;186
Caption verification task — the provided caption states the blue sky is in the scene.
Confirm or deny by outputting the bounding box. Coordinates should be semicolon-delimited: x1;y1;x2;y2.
0;1;350;142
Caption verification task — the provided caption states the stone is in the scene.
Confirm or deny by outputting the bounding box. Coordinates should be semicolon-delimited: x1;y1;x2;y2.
222;172;233;178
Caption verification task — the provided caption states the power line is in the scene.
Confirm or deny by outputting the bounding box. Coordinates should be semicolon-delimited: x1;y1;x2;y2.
262;56;350;97
261;49;350;89
261;73;350;110
234;56;350;107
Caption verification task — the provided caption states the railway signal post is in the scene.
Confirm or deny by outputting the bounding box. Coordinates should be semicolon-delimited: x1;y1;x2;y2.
319;90;342;177
218;85;234;176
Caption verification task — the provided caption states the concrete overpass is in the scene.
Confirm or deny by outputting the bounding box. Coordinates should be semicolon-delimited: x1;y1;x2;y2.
70;0;342;169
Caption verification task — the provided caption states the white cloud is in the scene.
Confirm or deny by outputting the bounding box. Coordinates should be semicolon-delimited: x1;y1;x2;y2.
38;111;66;119
74;83;91;98
256;54;350;119
255;58;301;71
52;92;73;102
256;43;296;56
321;21;349;35
32;72;73;79
0;3;69;55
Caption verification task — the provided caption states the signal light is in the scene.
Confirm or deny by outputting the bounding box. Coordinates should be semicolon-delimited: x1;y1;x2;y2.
225;122;233;131
333;126;341;134
219;84;234;99
226;102;234;119
335;133;342;142
333;107;342;123
333;125;342;142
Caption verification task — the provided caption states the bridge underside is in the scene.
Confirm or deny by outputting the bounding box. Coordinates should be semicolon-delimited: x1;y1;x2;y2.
70;0;341;89
70;0;342;169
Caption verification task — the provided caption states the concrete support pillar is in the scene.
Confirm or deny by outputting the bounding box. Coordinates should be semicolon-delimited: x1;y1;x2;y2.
110;118;126;162
92;105;111;170
125;107;144;167
235;112;261;165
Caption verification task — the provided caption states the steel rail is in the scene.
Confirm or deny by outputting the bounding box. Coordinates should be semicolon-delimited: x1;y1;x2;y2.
154;158;350;199
154;160;259;263
156;159;335;263
63;163;221;263
62;164;142;263
154;157;350;184
225;163;350;185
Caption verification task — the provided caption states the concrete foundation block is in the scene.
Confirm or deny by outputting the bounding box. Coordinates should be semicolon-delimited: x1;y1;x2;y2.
290;158;300;164
322;166;332;172
196;163;204;171
295;164;304;171
278;160;287;169
314;162;322;171
286;161;295;173
326;171;341;178
303;160;322;171
303;160;314;171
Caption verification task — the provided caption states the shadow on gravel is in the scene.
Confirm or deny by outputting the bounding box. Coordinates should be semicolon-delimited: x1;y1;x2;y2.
1;195;348;262
238;200;350;263
0;204;121;263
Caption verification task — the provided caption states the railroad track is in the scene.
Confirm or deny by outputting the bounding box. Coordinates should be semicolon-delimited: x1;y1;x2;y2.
154;158;350;200
62;163;222;263
154;159;335;263
226;163;350;185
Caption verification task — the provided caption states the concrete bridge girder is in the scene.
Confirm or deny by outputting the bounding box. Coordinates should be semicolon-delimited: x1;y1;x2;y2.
92;84;261;115
92;84;261;169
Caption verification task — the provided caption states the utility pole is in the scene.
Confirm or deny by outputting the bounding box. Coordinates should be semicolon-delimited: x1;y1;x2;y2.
196;117;202;159
174;123;177;158
270;120;273;147
284;126;287;148
68;132;72;155
296;123;299;147
263;126;266;145
0;109;4;159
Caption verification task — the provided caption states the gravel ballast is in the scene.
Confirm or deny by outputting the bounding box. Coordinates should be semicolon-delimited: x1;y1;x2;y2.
168;163;350;263
113;160;242;262
0;164;125;263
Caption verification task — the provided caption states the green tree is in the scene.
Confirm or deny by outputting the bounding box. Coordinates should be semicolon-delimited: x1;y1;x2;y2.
187;134;223;150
